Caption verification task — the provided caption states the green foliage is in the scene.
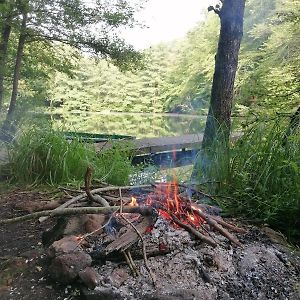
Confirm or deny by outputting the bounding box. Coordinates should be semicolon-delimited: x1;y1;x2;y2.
0;0;144;118
49;43;180;114
204;120;300;242
6;125;136;185
48;0;299;116
235;0;300;112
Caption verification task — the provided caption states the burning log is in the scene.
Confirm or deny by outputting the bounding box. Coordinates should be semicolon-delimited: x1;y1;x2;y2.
168;212;217;247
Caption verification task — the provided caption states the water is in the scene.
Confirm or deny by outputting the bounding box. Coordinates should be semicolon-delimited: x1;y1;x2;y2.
49;111;207;138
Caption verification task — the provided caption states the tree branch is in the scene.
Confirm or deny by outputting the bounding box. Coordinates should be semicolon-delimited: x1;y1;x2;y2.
0;206;154;224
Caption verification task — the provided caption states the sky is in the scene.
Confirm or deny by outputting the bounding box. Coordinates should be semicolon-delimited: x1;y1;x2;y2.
121;0;218;49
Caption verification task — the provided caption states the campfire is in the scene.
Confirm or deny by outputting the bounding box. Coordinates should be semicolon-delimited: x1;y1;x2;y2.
3;170;298;299
40;179;246;282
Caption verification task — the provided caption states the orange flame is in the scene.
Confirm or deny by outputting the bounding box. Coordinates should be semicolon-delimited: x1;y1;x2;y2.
129;180;206;230
129;196;138;207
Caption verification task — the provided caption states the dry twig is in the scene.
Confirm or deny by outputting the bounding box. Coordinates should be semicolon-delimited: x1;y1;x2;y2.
119;201;156;286
85;166;110;207
192;209;242;246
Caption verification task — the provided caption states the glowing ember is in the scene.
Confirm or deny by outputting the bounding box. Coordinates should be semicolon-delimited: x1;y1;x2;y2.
129;196;138;207
188;213;196;222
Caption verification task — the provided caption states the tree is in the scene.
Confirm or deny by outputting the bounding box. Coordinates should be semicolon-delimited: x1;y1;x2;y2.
1;0;144;124
191;0;246;181
0;0;16;110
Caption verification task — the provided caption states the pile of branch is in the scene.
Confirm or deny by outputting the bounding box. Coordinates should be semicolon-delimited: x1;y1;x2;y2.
0;178;246;248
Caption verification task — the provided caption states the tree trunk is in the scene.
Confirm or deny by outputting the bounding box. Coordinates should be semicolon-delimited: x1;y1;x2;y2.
283;106;300;146
191;0;245;181
6;11;27;120
0;17;12;110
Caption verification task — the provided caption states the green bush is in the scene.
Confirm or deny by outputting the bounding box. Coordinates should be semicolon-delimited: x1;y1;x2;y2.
6;125;136;185
205;120;300;243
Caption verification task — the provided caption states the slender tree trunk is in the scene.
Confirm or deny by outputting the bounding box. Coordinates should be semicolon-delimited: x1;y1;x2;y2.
0;17;12;110
191;0;245;181
283;106;300;145
6;11;27;120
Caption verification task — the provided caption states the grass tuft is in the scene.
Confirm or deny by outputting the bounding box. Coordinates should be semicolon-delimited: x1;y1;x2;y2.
201;120;300;243
5;124;136;186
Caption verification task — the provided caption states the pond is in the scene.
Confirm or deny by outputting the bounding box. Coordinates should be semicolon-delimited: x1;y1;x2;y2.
49;111;207;138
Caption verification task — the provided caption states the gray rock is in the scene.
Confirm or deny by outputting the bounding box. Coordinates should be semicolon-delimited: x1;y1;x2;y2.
79;267;102;289
109;268;129;287
81;287;123;300
49;252;92;283
48;235;82;258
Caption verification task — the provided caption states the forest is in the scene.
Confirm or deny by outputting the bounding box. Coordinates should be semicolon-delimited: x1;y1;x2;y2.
0;0;298;117
0;0;299;299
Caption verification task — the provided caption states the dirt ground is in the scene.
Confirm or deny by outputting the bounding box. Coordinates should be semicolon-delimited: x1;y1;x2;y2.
0;189;80;300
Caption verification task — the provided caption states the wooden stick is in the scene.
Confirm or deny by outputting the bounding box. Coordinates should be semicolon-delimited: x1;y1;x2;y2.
169;213;217;247
101;195;131;203
0;206;154;224
209;215;247;234
192;210;242;247
38;193;87;222
58;186;84;193
39;184;152;222
126;250;139;276
85;166;110;207
120;213;156;286
90;184;152;193
122;250;138;277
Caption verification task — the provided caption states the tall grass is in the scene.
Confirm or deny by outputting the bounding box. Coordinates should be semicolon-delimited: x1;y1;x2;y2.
202;120;300;243
6;125;136;186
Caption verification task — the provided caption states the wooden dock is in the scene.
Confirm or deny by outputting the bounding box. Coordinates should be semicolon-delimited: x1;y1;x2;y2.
94;132;241;155
94;133;205;155
95;133;241;168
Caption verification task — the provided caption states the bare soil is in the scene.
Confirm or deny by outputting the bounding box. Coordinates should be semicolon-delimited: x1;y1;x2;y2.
0;189;80;300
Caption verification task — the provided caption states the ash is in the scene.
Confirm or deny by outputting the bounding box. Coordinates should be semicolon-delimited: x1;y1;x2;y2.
85;217;300;300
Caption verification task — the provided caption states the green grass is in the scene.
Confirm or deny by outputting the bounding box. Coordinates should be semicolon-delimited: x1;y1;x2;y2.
200;120;300;243
5;124;136;186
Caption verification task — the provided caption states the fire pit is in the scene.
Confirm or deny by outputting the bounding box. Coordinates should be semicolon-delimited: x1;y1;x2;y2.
36;181;300;299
